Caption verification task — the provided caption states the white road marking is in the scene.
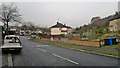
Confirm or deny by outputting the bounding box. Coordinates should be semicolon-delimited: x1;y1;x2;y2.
36;45;49;47
39;48;47;52
52;54;79;65
79;50;85;52
7;54;13;66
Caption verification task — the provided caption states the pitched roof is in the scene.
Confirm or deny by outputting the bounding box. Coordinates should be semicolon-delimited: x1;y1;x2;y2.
50;22;71;28
109;14;120;21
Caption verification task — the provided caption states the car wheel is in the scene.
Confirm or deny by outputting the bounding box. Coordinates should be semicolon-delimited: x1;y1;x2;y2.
18;49;22;53
2;49;6;54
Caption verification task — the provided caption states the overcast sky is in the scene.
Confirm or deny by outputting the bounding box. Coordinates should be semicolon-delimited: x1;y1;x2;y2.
0;0;119;28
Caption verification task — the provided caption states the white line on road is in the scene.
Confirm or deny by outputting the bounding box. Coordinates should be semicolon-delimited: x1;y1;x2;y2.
39;48;47;52
36;45;49;47
7;54;13;66
52;54;79;65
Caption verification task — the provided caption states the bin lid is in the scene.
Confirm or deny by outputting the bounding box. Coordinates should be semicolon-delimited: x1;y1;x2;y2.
104;37;116;40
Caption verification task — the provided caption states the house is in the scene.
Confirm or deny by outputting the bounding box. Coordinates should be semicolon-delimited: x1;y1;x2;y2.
109;18;120;32
50;22;72;35
35;30;42;34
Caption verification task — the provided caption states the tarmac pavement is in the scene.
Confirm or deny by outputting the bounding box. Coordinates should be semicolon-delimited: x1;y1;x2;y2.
0;48;2;67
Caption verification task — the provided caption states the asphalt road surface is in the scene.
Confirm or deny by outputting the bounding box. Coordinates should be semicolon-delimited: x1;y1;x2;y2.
2;36;119;66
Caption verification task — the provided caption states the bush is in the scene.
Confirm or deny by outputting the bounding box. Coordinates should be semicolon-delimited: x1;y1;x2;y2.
60;34;65;38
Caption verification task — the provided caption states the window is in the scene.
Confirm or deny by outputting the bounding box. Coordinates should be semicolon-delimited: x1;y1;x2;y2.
110;25;113;27
59;28;62;30
6;37;18;39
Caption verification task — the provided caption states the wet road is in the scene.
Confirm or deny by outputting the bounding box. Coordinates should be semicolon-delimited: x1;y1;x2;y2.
2;36;119;66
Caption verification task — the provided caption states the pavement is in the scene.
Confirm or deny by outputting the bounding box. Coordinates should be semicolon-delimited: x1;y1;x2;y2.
2;36;119;66
0;47;2;67
0;35;3;67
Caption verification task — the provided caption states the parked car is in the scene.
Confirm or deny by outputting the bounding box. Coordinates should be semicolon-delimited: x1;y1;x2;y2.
1;35;22;53
31;33;38;38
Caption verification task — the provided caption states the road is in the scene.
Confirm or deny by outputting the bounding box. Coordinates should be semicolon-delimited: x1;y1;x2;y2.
2;36;119;66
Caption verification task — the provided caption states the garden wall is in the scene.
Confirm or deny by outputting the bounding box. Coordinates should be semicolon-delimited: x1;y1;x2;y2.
40;37;101;47
67;40;100;47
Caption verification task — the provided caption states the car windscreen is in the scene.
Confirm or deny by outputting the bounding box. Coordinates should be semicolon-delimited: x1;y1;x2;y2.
6;37;19;40
5;37;20;43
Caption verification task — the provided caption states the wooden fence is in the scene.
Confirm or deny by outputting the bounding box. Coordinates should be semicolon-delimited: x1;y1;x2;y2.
67;40;100;47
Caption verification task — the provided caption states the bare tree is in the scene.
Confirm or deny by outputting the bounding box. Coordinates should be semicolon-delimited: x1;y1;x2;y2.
0;3;21;35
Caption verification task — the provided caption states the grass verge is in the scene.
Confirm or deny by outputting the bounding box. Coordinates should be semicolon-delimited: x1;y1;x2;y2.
101;44;119;50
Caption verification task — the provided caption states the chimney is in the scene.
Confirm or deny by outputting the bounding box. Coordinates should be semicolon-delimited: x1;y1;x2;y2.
64;24;66;26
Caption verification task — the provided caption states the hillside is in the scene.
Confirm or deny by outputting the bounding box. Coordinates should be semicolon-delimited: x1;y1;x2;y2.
74;11;120;40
